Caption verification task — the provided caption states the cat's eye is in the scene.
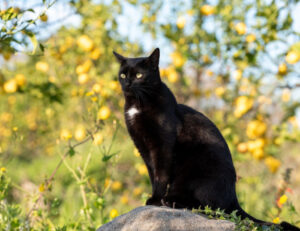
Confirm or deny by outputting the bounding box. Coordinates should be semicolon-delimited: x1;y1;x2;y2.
136;73;143;79
120;73;126;79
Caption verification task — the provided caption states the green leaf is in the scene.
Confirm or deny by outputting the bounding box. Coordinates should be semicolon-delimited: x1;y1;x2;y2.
68;148;75;157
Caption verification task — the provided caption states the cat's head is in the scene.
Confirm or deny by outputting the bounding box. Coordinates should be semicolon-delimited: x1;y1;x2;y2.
113;48;161;96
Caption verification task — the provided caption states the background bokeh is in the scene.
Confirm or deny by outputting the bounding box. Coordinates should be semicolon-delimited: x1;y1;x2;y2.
1;0;300;229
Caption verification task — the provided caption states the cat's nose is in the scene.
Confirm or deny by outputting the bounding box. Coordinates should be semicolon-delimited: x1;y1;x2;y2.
124;80;131;88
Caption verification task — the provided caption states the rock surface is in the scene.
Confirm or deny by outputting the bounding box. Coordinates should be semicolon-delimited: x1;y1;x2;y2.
97;206;235;231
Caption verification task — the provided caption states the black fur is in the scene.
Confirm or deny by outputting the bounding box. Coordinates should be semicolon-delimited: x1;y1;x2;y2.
113;48;300;231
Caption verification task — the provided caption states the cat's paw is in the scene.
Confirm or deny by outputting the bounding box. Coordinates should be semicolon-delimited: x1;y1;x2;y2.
146;196;162;206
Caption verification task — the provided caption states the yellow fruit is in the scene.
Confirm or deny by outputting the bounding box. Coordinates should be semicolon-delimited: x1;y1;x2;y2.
92;83;102;93
109;209;118;219
278;63;287;75
234;96;253;118
104;178;111;189
200;5;215;16
93;132;103;145
121;195;129;204
90;47;102;60
205;69;213;76
97;106;111;120
35;61;49;72
14;74;26;86
78;73;89;84
265;156;281;173
252;148;264;160
134;148;140;157
40;14;48;22
111;181;122;191
109;81;119;91
77;35;94;52
285;51;300;64
246;120;267;139
3;79;17;93
136;164;148;175
166;67;179;83
281;88;290;102
235;22;247;35
278;194;288;205
215;86;225;97
74;126;86;141
3;51;12;60
133;187;142;197
246;34;256;43
60;129;72;140
273;217;280;224
202;55;211;63
171;52;185;67
176;16;186;29
76;59;92;75
233;70;242;80
237;142;248;153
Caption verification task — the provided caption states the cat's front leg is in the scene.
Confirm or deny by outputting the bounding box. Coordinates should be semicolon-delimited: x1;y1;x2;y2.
146;146;174;205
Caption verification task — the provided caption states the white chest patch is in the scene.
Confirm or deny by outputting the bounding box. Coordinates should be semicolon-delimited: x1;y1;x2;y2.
126;107;139;119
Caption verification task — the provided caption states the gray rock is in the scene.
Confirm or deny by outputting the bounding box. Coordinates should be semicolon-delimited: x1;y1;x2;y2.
97;206;235;231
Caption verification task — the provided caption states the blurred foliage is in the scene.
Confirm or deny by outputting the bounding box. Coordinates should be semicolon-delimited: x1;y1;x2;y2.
0;0;300;229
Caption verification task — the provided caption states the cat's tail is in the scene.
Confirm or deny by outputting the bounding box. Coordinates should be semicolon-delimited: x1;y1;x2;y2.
236;205;300;231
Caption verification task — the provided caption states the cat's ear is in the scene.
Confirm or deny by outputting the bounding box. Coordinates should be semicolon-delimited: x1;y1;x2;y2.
148;48;160;67
113;51;126;64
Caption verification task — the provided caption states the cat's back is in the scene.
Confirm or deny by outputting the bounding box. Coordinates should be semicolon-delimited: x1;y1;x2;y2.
175;103;232;158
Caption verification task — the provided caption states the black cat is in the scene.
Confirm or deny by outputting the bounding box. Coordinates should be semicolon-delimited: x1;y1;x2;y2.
113;48;299;231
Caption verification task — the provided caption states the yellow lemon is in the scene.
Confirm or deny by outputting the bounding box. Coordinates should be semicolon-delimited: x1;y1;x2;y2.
78;73;89;84
136;164;148;175
171;51;185;67
246;34;256;43
60;129;72;140
281;88;290;102
278;63;287;75
246;120;267;139
237;142;248;153
265;157;281;173
76;59;92;75
273;217;280;224
74;126;86;141
90;47;102;60
235;22;247;35
285;51;300;64
15;74;26;86
109;209;118;219
234;96;253;118
77;35;94;52
3;79;17;93
233;70;242;80
93;132;103;145
92;83;102;93
134;148;140;157
133;187;142;197
40;14;48;22
121;194;129;204
200;5;215;16
35;61;49;72
97;106;111;120
176;16;186;29
166;67;179;83
111;181;122;192
252;148;264;160
215;86;225;97
278;194;288;205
